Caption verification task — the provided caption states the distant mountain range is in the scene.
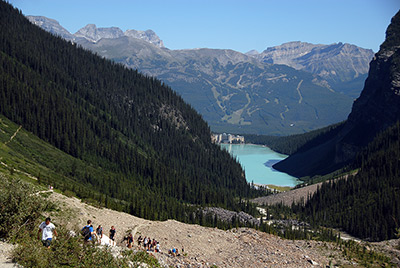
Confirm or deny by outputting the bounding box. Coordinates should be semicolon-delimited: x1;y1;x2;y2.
28;16;164;48
27;16;374;135
247;41;374;98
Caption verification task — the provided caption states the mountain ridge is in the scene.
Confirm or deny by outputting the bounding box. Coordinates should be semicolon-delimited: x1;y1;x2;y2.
27;16;165;48
248;41;374;97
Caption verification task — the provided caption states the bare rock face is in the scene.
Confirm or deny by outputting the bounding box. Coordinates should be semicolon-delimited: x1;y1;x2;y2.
27;16;74;40
124;29;164;48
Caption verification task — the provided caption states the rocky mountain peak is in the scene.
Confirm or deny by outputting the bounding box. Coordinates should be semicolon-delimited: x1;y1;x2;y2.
27;16;74;40
27;15;165;47
346;10;400;135
124;29;164;48
245;49;259;56
74;24;124;42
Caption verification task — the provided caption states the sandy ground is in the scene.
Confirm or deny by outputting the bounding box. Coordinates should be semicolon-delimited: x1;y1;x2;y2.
0;241;19;268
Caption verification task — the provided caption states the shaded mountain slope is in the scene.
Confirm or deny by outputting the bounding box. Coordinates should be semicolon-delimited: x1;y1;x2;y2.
295;121;400;241
274;10;400;178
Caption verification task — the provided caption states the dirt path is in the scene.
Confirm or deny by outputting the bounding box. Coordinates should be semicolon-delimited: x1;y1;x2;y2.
0;241;20;268
46;191;353;267
4;125;21;145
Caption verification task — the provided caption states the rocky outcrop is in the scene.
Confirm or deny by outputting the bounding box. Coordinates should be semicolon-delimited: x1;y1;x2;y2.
74;24;124;42
27;16;74;40
202;207;260;226
274;10;400;177
124;29;164;48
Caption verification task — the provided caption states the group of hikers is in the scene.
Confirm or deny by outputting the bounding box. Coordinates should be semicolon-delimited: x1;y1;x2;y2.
136;235;160;252
81;220;117;246
38;217;182;256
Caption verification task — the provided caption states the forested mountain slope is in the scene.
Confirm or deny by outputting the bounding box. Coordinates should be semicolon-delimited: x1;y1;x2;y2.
295;121;400;241
0;1;260;221
274;10;400;177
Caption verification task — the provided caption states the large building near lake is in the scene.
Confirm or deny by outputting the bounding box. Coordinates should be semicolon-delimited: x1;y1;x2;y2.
211;133;245;144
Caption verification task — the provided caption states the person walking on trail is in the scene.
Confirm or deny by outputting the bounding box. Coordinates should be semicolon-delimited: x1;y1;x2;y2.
109;226;116;246
38;217;57;249
96;225;103;244
127;233;133;248
81;220;94;243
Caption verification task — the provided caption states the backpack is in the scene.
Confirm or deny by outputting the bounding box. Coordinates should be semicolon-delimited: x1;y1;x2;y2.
81;226;91;241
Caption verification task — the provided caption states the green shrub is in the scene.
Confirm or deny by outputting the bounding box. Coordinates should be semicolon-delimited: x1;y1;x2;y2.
0;174;47;240
13;225;130;268
12;225;162;267
123;250;161;267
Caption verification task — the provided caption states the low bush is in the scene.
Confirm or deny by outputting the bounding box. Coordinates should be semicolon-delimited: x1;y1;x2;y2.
0;174;45;240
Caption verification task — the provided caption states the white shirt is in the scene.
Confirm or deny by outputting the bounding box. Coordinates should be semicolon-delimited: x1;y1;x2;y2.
39;222;56;240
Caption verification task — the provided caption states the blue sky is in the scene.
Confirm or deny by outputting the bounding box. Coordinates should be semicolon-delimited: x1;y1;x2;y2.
8;0;400;53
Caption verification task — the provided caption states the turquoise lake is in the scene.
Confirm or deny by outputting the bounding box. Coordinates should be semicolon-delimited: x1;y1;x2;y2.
220;144;300;187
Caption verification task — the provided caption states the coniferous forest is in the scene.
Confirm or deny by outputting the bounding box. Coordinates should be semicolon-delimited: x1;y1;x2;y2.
0;1;262;222
293;121;400;241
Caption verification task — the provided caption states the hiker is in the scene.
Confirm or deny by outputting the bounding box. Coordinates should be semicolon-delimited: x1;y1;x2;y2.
147;236;151;251
109;226;116;246
96;225;103;244
169;247;177;257
81;220;94;243
155;241;160;252
137;235;142;249
38;217;57;248
143;236;148;249
127;233;133;248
